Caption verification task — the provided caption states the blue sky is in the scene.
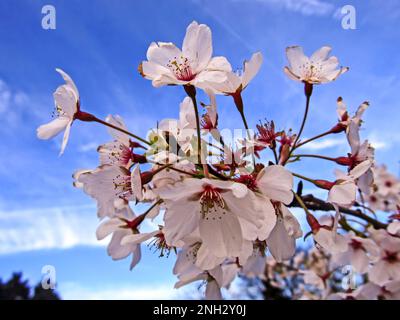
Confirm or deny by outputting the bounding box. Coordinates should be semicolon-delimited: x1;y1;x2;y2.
0;0;399;299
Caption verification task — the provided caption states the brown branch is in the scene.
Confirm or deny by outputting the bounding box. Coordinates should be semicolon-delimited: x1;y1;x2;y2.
289;194;387;230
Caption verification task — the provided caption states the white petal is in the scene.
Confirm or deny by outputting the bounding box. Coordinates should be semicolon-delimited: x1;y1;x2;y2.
266;218;296;262
328;182;357;206
105;114;130;145
96;218;125;240
350;249;369;274
283;66;301;81
108;231;133;260
53;86;78;117
141;60;171;80
388;221;400;236
59;120;72;156
257;165;293;204
163;199;200;246
242;52;263;88
121;231;159;245
130;165;143;201
174;273;206;289
55;68;79;99
347;120;360;154
199;208;243;258
310;46;332;62
196;244;224;271
157;178;204;200
146;41;182;67
179;97;196;129
369;261;390;286
349;160;372;180
314;229;348;254
285;46;309;78
336;97;347;119
130;246;142;270
78;165;130;218
281;205;303;238
37;117;70;140
206;56;232;72
355;101;369;121
183;21;213;73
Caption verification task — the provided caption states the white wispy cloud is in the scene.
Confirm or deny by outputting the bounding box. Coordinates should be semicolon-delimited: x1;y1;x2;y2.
59;282;180;300
59;277;259;300
0;78;29;128
300;137;347;151
78;142;100;153
233;0;335;16
0;204;104;255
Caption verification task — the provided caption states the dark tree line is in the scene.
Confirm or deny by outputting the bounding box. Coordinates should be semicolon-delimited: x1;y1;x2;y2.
0;272;60;300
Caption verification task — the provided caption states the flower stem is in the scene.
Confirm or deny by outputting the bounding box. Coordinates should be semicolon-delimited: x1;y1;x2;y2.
184;85;202;165
292;191;312;216
232;93;255;167
272;147;279;164
295;130;332;149
291;154;337;162
291;172;317;185
92;116;150;146
292;92;311;150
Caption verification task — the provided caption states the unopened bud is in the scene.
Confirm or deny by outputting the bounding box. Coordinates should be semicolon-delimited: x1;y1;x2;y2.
314;179;335;190
306;213;320;233
334;156;353;166
279;144;290;165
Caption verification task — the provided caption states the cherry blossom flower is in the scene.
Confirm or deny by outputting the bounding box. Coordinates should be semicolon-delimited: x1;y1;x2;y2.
173;253;239;300
170;231;251;275
201;90;218;131
96;206;142;269
331;233;380;273
37;69;80;155
368;233;400;286
334;97;369;133
284;46;348;84
307;214;348;255
121;228;173;257
374;165;400;197
338;120;375;194
97;115;136;167
157;97;197;155
255;120;279;149
140;21;231;89
74;164;143;217
327;159;373;207
158;178;264;258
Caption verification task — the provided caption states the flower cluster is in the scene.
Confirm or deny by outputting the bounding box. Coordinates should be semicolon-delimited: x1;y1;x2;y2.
37;21;399;300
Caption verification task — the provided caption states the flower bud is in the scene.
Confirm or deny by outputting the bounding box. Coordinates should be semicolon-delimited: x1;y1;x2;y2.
314;179;335;190
334;156;354;166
